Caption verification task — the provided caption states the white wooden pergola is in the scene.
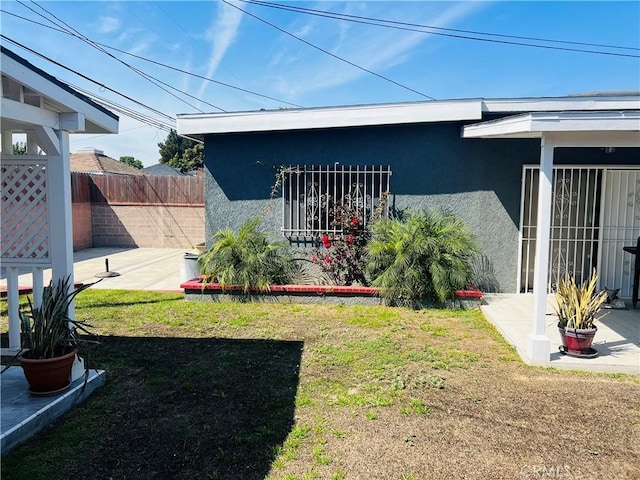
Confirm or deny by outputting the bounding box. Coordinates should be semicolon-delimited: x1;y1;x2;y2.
1;47;118;354
463;110;640;363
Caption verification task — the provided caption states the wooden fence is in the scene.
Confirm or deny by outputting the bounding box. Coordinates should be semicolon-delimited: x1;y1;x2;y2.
71;172;205;206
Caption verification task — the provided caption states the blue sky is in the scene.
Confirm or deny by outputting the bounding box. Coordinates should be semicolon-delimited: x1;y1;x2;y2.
2;1;639;165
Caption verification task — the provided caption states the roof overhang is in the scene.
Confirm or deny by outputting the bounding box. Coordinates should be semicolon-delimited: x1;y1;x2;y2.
1;47;118;134
462;111;640;147
177;92;640;138
177;99;483;137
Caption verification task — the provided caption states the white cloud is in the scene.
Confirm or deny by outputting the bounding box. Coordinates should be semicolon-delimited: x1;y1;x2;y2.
293;23;313;38
268;1;486;99
196;1;245;99
98;16;121;34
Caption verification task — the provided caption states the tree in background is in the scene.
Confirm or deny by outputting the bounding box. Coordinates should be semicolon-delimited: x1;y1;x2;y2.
119;156;144;169
157;129;204;171
12;142;27;155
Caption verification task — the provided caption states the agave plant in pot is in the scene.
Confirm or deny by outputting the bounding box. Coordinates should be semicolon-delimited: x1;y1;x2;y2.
15;276;96;396
554;270;608;356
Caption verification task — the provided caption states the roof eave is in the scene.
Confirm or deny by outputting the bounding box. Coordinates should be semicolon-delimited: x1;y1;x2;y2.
1;47;119;134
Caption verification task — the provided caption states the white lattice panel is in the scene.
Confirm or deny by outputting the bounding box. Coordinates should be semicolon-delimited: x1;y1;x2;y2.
1;159;51;265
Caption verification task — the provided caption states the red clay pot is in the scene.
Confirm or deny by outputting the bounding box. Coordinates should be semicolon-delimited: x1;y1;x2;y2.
19;348;77;396
564;327;597;353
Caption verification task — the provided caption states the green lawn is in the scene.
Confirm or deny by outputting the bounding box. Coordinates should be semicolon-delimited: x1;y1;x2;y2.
2;290;639;480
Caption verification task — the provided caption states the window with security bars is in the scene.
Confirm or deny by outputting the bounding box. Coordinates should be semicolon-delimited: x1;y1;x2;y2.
281;165;391;240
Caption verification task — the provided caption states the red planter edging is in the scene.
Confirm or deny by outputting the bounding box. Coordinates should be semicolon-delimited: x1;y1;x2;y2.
180;278;379;296
455;289;483;298
181;278;483;305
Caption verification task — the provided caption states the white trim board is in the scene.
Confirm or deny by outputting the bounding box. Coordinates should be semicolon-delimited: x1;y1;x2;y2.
177;93;640;136
462;111;640;144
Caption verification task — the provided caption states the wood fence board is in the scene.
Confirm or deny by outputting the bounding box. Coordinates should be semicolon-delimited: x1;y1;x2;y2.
75;172;204;205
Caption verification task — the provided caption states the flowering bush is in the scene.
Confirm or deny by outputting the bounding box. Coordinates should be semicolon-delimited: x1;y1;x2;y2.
311;204;369;286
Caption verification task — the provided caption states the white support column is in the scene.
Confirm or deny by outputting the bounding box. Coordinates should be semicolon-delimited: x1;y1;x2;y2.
47;129;75;318
7;267;21;351
527;134;554;362
32;267;44;308
2;130;13;153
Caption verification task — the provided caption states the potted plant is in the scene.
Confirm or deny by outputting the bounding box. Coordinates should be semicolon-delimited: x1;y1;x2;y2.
553;270;607;355
15;276;96;396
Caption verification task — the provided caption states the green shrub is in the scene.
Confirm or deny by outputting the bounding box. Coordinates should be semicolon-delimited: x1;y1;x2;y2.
199;217;295;293
366;209;478;307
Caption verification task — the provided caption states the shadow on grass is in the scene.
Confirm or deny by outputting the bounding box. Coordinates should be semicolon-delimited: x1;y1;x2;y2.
2;335;303;480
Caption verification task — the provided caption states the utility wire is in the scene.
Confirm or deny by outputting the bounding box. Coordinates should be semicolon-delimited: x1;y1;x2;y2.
222;0;436;100
247;0;639;51
242;0;640;59
23;1;222;113
70;85;176;131
3;9;304;108
1;34;177;123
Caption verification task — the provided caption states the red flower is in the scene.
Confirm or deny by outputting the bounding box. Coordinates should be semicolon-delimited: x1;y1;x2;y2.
347;235;354;243
324;257;331;264
311;255;317;262
351;217;358;225
324;242;332;249
322;235;330;243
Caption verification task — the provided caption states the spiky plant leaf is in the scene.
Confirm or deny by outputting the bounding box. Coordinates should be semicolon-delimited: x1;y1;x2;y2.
199;217;296;293
366;209;478;308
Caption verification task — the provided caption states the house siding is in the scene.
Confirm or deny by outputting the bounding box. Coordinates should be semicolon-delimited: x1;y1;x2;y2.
203;122;638;293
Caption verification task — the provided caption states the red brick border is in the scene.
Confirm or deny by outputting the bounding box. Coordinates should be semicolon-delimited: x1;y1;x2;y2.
181;279;483;300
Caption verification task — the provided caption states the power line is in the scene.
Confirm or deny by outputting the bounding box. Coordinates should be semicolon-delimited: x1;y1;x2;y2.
2;9;304;108
247;0;639;51
23;1;223;113
70;84;176;132
1;34;177;123
222;0;437;100
242;0;640;59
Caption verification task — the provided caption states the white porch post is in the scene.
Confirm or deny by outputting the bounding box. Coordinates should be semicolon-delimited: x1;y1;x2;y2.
527;134;554;362
47;129;75;318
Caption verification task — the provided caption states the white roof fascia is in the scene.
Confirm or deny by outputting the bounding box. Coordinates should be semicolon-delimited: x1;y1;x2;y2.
462;111;640;140
1;50;118;134
177;100;483;135
482;95;640;114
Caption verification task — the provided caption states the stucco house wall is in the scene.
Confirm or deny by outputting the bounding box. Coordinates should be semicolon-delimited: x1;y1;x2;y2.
202;121;638;293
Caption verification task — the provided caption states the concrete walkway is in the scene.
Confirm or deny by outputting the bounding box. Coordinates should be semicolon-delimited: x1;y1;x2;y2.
482;293;640;374
1;247;194;293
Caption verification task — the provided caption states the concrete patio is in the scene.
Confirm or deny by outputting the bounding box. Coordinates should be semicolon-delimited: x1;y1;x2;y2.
482;293;640;374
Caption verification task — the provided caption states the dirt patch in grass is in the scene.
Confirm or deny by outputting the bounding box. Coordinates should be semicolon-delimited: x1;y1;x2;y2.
2;292;639;479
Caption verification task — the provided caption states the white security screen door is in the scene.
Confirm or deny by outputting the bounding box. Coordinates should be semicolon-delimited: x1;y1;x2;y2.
519;166;640;297
598;169;640;298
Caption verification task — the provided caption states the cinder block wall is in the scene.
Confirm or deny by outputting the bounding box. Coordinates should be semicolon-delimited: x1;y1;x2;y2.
72;202;93;251
90;204;205;248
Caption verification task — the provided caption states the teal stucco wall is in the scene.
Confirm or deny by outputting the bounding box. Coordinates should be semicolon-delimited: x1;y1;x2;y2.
203;122;638;293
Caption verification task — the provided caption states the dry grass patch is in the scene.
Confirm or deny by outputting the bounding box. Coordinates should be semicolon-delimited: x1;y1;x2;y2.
1;291;638;480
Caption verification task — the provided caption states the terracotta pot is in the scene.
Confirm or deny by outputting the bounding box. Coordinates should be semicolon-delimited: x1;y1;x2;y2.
564;327;597;353
19;348;77;396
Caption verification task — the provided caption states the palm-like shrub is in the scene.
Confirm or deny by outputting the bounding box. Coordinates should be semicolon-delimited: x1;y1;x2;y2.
366;209;478;307
199;217;295;293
